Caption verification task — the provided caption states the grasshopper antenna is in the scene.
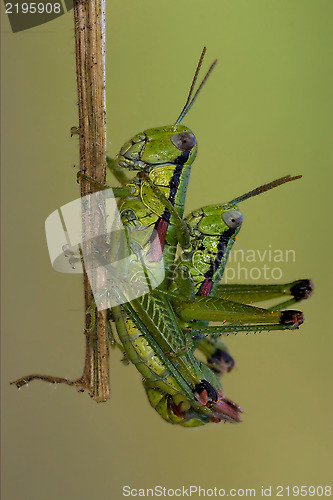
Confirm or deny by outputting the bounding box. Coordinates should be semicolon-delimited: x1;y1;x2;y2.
174;47;217;127
225;175;303;208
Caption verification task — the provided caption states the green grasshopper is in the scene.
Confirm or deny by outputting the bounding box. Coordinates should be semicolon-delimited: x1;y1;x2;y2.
80;49;312;426
80;48;246;423
82;48;230;410
113;176;312;426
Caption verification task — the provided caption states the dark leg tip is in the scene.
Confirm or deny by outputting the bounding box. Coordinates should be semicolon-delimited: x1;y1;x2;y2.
280;310;305;327
209;349;235;374
290;279;314;300
193;380;219;405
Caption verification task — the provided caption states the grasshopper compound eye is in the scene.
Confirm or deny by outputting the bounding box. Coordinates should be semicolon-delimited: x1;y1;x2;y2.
171;132;196;151
222;209;243;229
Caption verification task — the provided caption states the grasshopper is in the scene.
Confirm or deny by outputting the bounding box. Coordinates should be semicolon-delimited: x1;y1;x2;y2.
79;49;312;426
83;48;230;411
112;176;312;426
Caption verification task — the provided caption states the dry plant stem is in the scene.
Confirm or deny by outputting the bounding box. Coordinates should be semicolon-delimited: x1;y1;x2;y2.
11;0;110;401
73;0;109;402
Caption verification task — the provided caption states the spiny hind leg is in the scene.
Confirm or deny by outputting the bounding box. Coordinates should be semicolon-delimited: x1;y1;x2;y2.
214;280;314;310
177;296;305;333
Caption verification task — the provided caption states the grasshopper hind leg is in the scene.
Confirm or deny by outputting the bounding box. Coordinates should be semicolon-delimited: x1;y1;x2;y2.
214;279;314;310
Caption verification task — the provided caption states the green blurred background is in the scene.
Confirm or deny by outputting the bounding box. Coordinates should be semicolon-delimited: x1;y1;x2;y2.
1;1;332;499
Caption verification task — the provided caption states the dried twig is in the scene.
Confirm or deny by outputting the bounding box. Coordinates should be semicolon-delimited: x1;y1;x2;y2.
11;0;110;402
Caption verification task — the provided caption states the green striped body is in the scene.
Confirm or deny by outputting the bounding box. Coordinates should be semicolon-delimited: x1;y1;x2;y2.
113;124;217;392
109;125;244;424
115;125;196;276
119;162;191;270
107;122;242;423
113;307;242;426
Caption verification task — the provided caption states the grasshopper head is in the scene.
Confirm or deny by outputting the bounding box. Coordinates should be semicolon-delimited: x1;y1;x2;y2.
143;124;197;166
116;124;197;170
193;204;243;236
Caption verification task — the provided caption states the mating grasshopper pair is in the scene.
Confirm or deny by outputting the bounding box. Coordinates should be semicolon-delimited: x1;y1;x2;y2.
81;48;313;426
